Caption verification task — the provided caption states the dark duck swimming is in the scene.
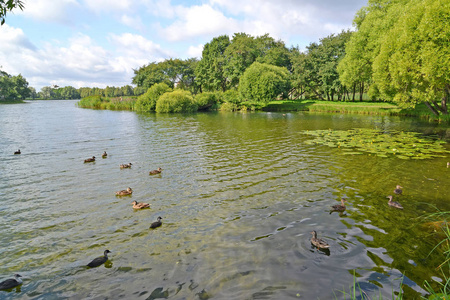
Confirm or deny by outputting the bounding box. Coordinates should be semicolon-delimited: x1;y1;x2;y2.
87;250;111;268
0;274;22;290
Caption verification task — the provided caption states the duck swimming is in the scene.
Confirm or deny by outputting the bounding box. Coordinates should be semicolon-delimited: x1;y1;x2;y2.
149;167;162;175
310;231;330;249
84;156;95;163
120;163;132;169
0;274;22;290
87;250;111;268
394;185;403;195
14;149;21;155
102;151;107;158
150;216;163;229
331;198;347;212
116;187;133;196
387;195;403;209
132;200;150;209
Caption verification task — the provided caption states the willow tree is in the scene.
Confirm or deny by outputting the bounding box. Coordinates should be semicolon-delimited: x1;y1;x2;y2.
373;0;449;115
340;0;449;115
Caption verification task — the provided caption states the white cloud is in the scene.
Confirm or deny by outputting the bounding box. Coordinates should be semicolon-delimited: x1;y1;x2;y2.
20;0;79;23
160;4;239;41
187;44;204;58
121;14;145;31
82;0;134;13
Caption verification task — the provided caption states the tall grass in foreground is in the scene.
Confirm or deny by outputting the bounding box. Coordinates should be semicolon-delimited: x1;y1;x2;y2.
421;210;450;299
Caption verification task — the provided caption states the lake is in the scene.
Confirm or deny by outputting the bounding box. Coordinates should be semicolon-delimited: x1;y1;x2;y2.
1;100;449;299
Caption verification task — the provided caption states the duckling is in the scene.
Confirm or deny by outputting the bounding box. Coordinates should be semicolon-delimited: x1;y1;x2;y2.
120;163;132;169
14;149;21;155
310;231;330;249
447;162;449;168
150;216;163;229
102;151;107;158
87;250;111;268
0;274;22;290
84;156;95;163
116;187;133;196
387;195;403;209
394;185;403;195
331;198;347;212
149;167;163;175
132;200;150;209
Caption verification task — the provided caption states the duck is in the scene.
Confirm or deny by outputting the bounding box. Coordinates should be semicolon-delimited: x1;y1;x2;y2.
0;274;23;290
132;200;150;209
102;151;107;158
116;187;133;196
447;162;449;168
84;156;95;163
149;167;163;175
331;198;347;212
87;250;111;268
394;185;403;195
14;149;21;155
150;216;163;229
387;195;403;209
120;163;132;169
310;230;330;249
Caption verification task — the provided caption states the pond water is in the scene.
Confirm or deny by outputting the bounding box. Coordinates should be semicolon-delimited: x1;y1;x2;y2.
1;100;449;299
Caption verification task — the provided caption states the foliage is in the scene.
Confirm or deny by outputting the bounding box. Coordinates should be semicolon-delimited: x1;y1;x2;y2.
0;0;24;25
155;90;197;113
304;128;449;159
195;35;231;92
239;62;290;103
293;30;352;101
221;89;241;104
0;70;30;100
194;92;218;110
132;58;198;92
340;0;449;115
77;95;103;109
135;82;172;112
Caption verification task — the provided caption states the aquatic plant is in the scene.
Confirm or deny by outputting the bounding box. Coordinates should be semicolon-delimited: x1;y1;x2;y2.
304;128;449;159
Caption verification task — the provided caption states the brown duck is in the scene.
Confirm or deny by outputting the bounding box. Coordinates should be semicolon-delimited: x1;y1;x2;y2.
331;198;347;212
132;200;150;209
310;231;330;249
116;187;133;196
394;185;403;195
120;163;132;169
84;156;95;163
387;195;403;209
149;167;163;175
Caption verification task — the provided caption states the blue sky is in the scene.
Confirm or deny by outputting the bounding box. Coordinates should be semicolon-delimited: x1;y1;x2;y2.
0;0;367;91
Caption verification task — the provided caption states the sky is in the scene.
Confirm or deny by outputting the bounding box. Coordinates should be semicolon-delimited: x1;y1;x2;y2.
0;0;367;91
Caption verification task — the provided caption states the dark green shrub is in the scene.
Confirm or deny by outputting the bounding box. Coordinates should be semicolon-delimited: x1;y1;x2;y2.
156;90;198;113
239;62;291;103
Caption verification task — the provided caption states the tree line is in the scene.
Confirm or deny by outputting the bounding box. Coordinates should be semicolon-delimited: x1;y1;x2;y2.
2;0;448;115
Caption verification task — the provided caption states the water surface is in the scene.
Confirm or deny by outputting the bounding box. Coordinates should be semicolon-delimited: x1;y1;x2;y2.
1;100;449;299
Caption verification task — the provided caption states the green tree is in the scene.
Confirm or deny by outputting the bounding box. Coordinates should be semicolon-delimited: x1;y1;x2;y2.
39;86;54;99
372;0;449;115
195;35;230;92
0;0;24;25
239;62;290;103
155;90;197;113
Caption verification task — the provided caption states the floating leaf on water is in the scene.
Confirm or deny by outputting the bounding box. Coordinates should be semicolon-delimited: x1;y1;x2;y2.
303;128;448;160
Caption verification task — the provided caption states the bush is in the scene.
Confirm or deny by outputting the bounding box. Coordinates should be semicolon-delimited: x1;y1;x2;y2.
195;92;218;110
135;83;172;112
156;90;198;113
222;89;241;104
77;95;103;109
239;62;291;103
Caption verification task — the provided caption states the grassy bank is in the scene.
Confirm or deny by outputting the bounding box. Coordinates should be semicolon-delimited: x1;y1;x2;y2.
77;95;137;110
77;95;449;123
265;100;450;122
0;99;25;104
